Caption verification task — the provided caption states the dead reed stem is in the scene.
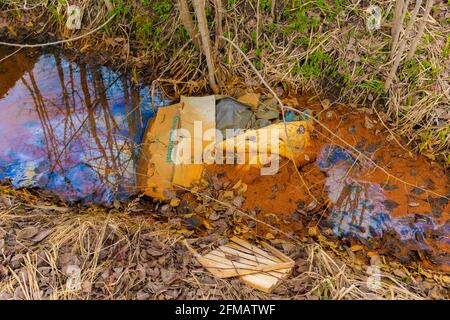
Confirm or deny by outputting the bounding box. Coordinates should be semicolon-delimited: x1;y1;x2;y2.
391;0;407;57
192;0;219;94
179;0;201;49
385;0;423;91
406;0;434;60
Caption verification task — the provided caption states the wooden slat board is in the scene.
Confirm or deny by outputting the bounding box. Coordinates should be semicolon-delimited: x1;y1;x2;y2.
184;237;295;293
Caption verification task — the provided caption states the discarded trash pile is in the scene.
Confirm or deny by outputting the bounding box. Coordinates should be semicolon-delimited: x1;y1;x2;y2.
138;93;449;278
137;93;315;200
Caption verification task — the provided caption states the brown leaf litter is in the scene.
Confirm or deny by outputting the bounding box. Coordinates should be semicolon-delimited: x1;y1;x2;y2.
0;184;448;300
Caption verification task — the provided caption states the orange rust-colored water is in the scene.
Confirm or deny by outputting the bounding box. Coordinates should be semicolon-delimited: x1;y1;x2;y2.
206;96;449;272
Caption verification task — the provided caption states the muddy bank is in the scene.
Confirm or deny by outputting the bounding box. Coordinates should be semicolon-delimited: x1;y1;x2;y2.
205;97;449;272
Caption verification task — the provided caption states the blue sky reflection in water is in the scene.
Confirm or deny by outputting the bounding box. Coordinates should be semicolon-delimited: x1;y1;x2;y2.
0;52;167;205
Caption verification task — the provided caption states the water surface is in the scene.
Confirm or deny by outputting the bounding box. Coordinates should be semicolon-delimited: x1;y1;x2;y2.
0;49;165;205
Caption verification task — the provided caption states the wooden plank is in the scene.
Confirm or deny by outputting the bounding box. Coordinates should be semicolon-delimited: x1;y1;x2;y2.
204;250;260;269
261;241;295;263
226;242;282;264
207;247;288;272
218;245;280;266
230;237;285;263
201;250;294;278
241;268;291;293
183;238;294;285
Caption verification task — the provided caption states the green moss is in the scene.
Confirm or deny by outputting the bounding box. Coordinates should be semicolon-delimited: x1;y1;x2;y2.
251;31;257;43
293;36;310;46
289;9;310;33
266;22;277;33
303;50;332;78
132;13;154;47
223;30;234;39
400;59;421;83
419;128;434;153
255;59;263;70
176;25;190;42
437;125;449;145
112;0;132;16
240;43;249;54
400;58;440;83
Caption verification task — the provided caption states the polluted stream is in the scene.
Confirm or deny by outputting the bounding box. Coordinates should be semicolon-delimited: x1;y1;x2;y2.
0;49;449;272
0;48;167;204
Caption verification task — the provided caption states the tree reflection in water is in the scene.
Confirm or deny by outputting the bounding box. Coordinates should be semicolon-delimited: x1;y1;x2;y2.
0;50;166;205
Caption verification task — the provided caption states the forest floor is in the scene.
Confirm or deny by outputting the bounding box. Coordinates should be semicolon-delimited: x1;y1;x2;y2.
1;185;448;300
